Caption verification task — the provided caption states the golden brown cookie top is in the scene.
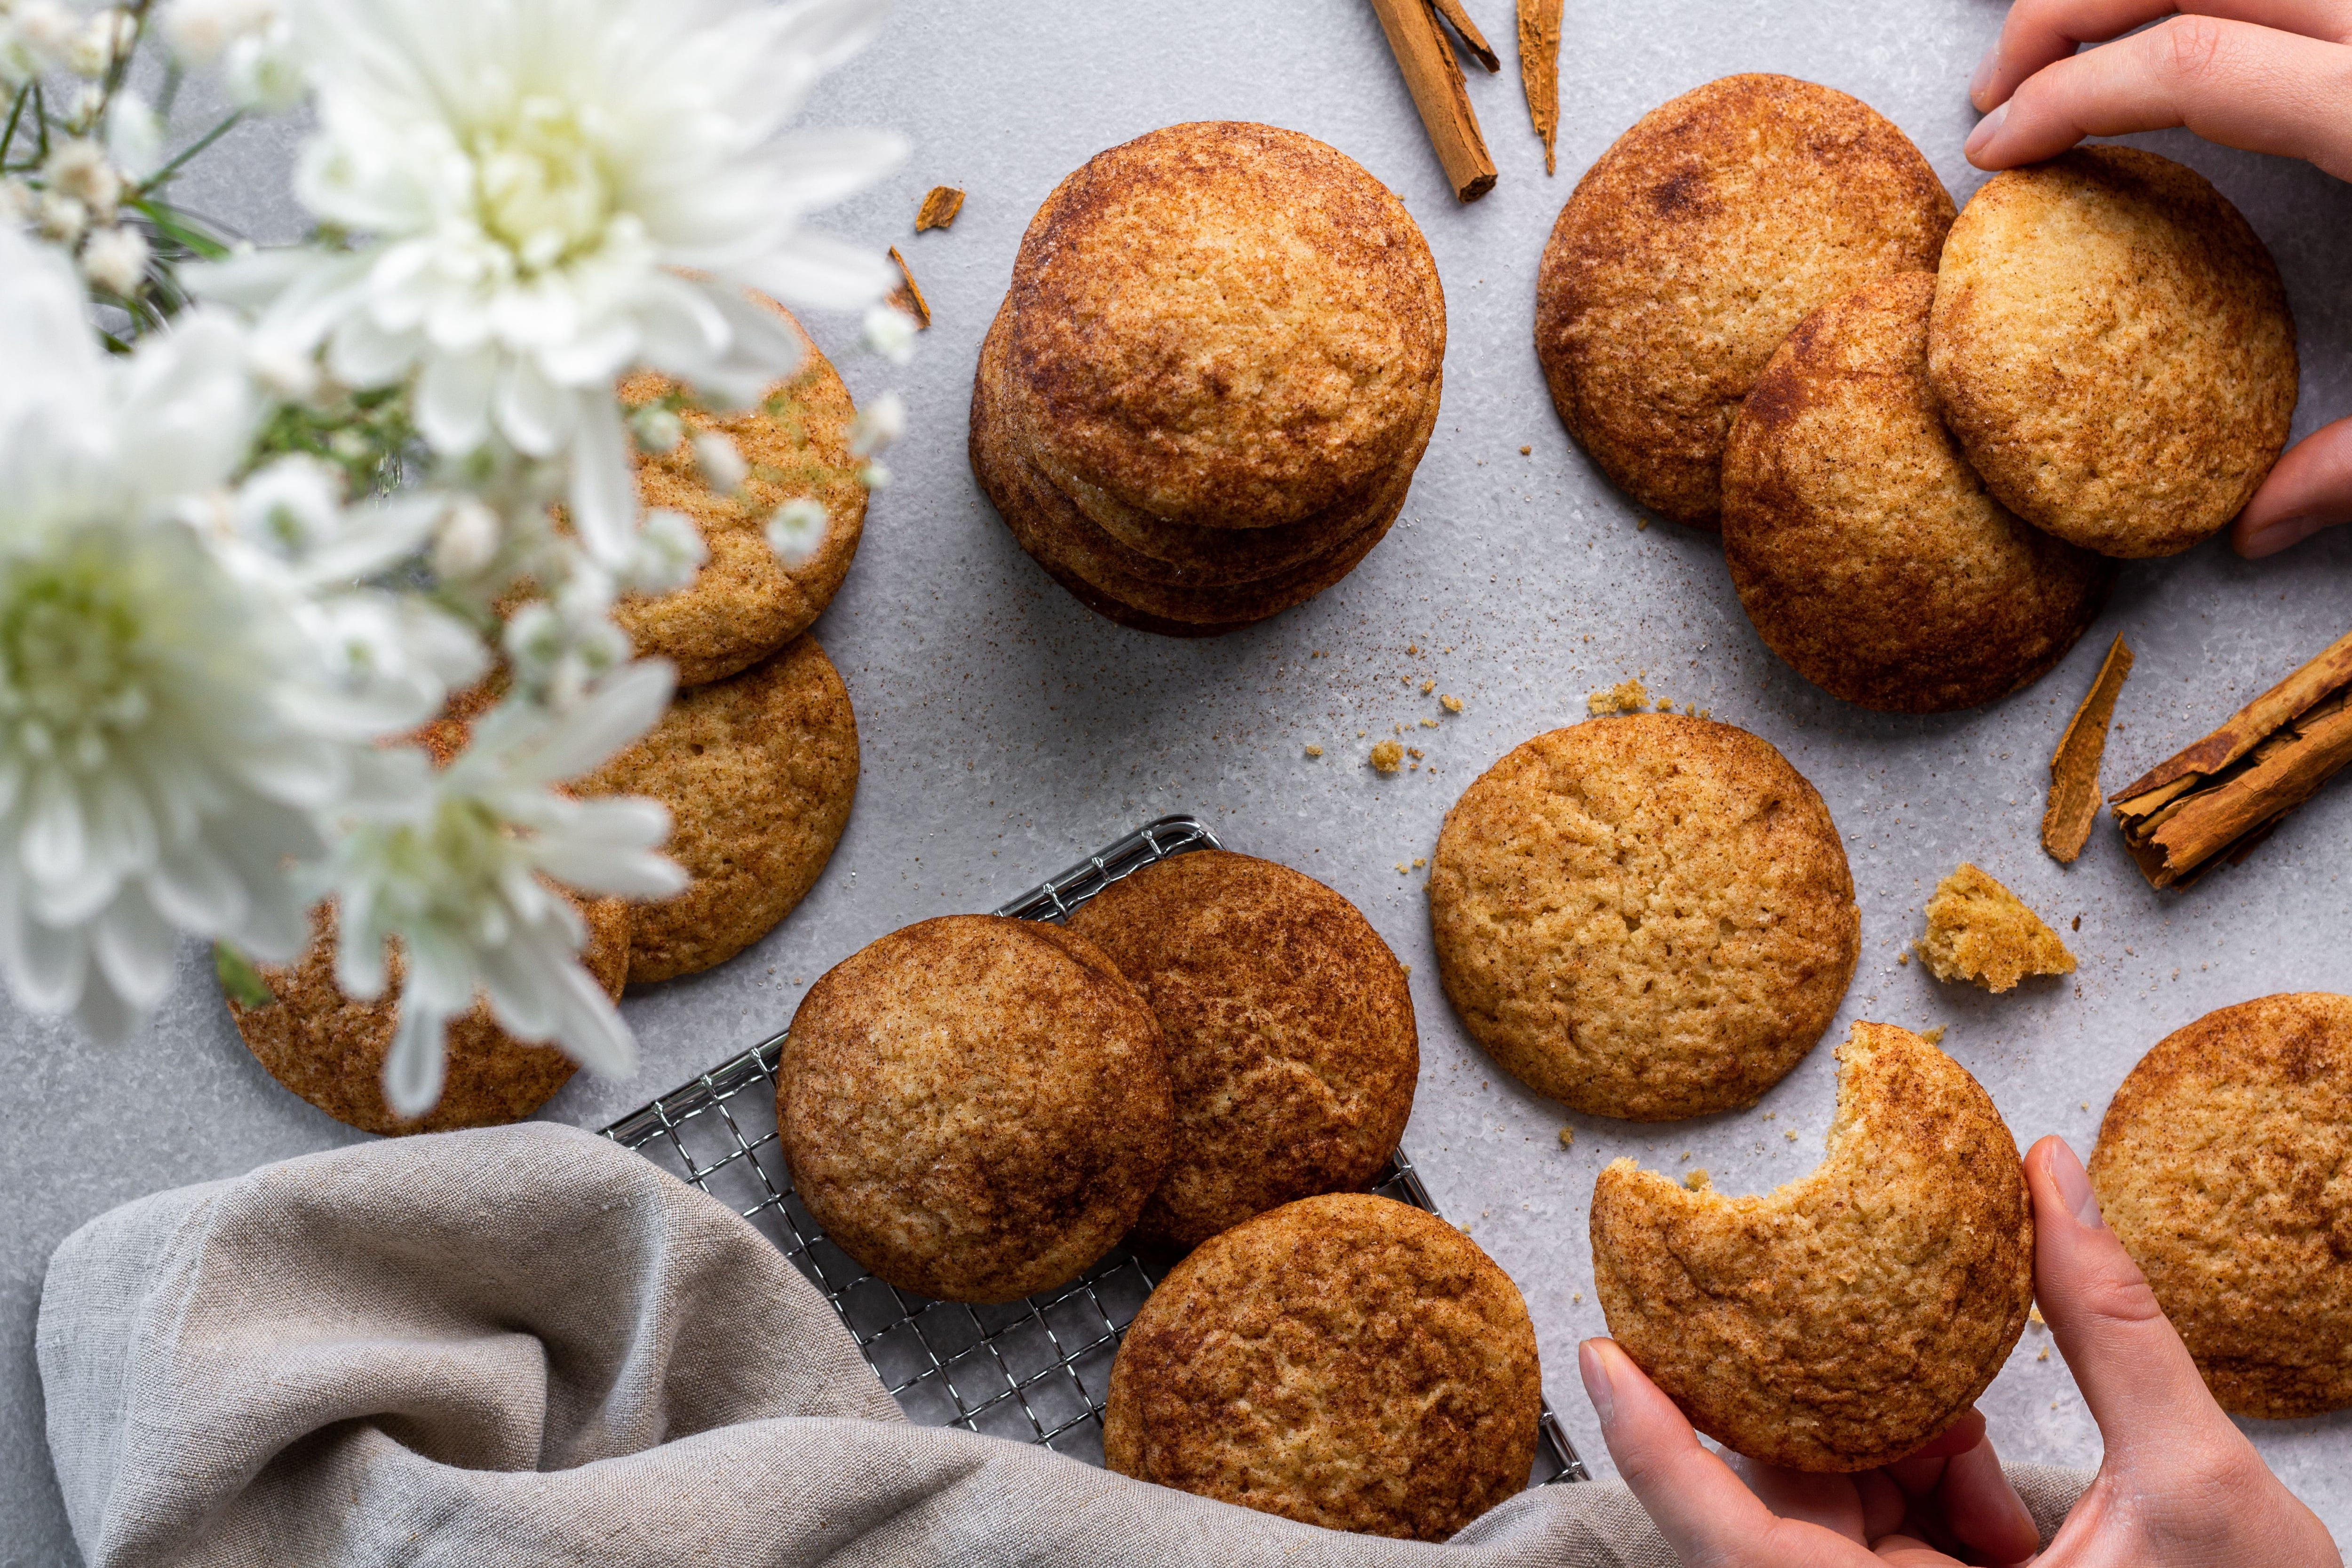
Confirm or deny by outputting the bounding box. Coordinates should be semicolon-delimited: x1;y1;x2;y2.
1928;146;2296;558
1723;272;2114;713
230;892;630;1137
1591;1022;2034;1472
575;635;858;985
2091;993;2352;1419
777;914;1171;1303
1104;1192;1539;1540
1535;74;1954;529
1427;714;1858;1121
1005;121;1445;530
1063;850;1418;1250
614;296;867;686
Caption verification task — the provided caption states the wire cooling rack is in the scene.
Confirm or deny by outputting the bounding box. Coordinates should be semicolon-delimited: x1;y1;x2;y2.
604;812;1589;1484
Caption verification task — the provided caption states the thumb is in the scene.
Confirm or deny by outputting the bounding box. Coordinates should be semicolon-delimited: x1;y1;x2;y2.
2025;1137;2237;1465
2236;415;2352;558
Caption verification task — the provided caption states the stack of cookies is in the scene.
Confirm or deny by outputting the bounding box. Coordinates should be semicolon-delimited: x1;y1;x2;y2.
972;121;1446;637
1538;76;2296;714
226;302;870;1134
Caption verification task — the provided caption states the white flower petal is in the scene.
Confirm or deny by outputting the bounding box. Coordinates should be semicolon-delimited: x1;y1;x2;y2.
565;391;641;567
744;231;899;312
412;344;500;455
381;996;450;1119
326;310;421;390
73;965;143;1045
493;357;572;458
147;842;249;935
90;885;180;1014
549;950;635;1077
1;907;88;1017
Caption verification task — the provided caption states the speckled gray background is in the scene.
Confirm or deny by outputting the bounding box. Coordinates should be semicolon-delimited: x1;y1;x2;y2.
6;1;2349;1558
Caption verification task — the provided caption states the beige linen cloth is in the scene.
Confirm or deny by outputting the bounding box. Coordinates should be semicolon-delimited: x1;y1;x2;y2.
39;1123;2089;1566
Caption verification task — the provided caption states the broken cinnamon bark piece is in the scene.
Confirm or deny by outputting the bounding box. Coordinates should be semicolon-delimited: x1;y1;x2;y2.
2110;627;2352;889
915;186;965;231
1517;0;1562;175
886;246;930;329
1916;864;2075;994
2042;635;2134;864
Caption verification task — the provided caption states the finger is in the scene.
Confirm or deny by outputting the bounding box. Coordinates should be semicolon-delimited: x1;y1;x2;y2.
2025;1138;2239;1463
1581;1339;1785;1563
1964;16;2352;179
2236;415;2352;557
1971;0;2352;110
1938;1436;2042;1565
1873;1538;1971;1568
1727;1453;1867;1541
1904;1409;1986;1465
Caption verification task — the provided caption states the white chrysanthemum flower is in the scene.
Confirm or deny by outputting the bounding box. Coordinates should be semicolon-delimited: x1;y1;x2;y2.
198;0;905;571
0;227;375;1039
326;660;684;1114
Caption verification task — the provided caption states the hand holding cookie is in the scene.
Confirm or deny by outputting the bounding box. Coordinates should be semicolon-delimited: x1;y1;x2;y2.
1962;0;2352;560
1577;1137;2341;1568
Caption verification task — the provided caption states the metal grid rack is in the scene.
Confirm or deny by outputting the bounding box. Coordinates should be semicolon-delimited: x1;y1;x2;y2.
604;813;1589;1484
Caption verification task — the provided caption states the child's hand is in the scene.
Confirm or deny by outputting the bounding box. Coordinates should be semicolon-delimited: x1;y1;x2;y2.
1577;1137;2341;1568
1962;1;2352;559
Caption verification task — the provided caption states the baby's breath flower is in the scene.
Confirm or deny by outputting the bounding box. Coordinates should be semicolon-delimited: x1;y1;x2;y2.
623;509;705;594
429;497;502;581
846;390;905;458
860;302;918;366
691;431;747;497
628;404;683;456
45;141;120;223
765;497;827;568
79;226;149;296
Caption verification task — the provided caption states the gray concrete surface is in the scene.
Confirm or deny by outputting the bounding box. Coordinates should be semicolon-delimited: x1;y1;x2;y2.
6;1;2348;1558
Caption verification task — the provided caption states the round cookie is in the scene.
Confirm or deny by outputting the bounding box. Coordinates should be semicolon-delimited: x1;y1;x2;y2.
613;296;867;686
1535;74;1955;529
1427;714;1859;1121
1063;851;1418;1251
1723;272;2114;713
777;915;1172;1302
1002;121;1446;531
1104;1193;1539;1540
2090;993;2352;1418
576;634;857;983
1928;146;2296;558
1592;1023;2034;1472
229;893;631;1137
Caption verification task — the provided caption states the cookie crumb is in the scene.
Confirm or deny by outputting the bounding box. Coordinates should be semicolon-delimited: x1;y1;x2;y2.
1520;446;1532;455
1421;679;1435;695
1397;862;1411;874
1785;1130;1798;1141
1920;1025;1946;1046
1304;744;1324;758
1420;718;1439;729
1587;678;1650;716
1898;952;1910;965
1572;1290;1583;1302
1412;857;1426;869
2037;1347;2050;1361
1917;863;2076;992
2028;1303;2046;1327
1441;693;1462;713
1683;1169;1710;1190
1637;515;1650;531
1369;740;1403;773
1558;1126;1575;1148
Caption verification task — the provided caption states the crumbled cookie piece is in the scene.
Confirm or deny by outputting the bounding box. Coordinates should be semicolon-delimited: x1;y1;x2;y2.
1921;1025;1946;1045
1558;1126;1575;1149
1916;863;2076;993
1304;744;1324;758
1441;694;1463;713
1370;739;1404;773
1587;678;1649;715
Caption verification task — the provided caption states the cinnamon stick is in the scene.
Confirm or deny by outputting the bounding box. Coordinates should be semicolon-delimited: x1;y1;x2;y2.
1428;0;1501;72
1517;0;1562;175
886;246;930;329
1367;0;1499;202
2041;634;2133;864
2109;626;2352;889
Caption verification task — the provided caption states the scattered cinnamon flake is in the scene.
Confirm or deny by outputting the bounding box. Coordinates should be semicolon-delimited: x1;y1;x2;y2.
2042;635;2134;863
914;186;965;231
1441;693;1463;713
1304;744;1324;758
1588;678;1649;716
885;246;930;328
1636;515;1650;531
1370;739;1404;773
1557;1126;1575;1149
1920;1025;1946;1046
1366;0;1498;201
2111;626;2352;890
1684;1169;1710;1191
1516;0;1563;175
1916;864;2076;993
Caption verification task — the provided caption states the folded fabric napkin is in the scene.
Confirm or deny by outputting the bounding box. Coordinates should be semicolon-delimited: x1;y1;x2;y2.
38;1123;2089;1566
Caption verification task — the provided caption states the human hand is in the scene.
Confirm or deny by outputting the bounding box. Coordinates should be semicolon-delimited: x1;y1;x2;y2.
1959;1;2352;559
1576;1135;2342;1568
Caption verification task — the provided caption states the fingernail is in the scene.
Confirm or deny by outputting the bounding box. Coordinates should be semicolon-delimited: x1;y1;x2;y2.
1968;41;1999;108
1964;102;2008;161
2047;1140;2106;1230
1579;1339;1617;1425
2240;516;2318;558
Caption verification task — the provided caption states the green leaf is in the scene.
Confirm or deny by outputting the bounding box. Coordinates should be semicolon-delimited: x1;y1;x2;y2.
214;943;276;1009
